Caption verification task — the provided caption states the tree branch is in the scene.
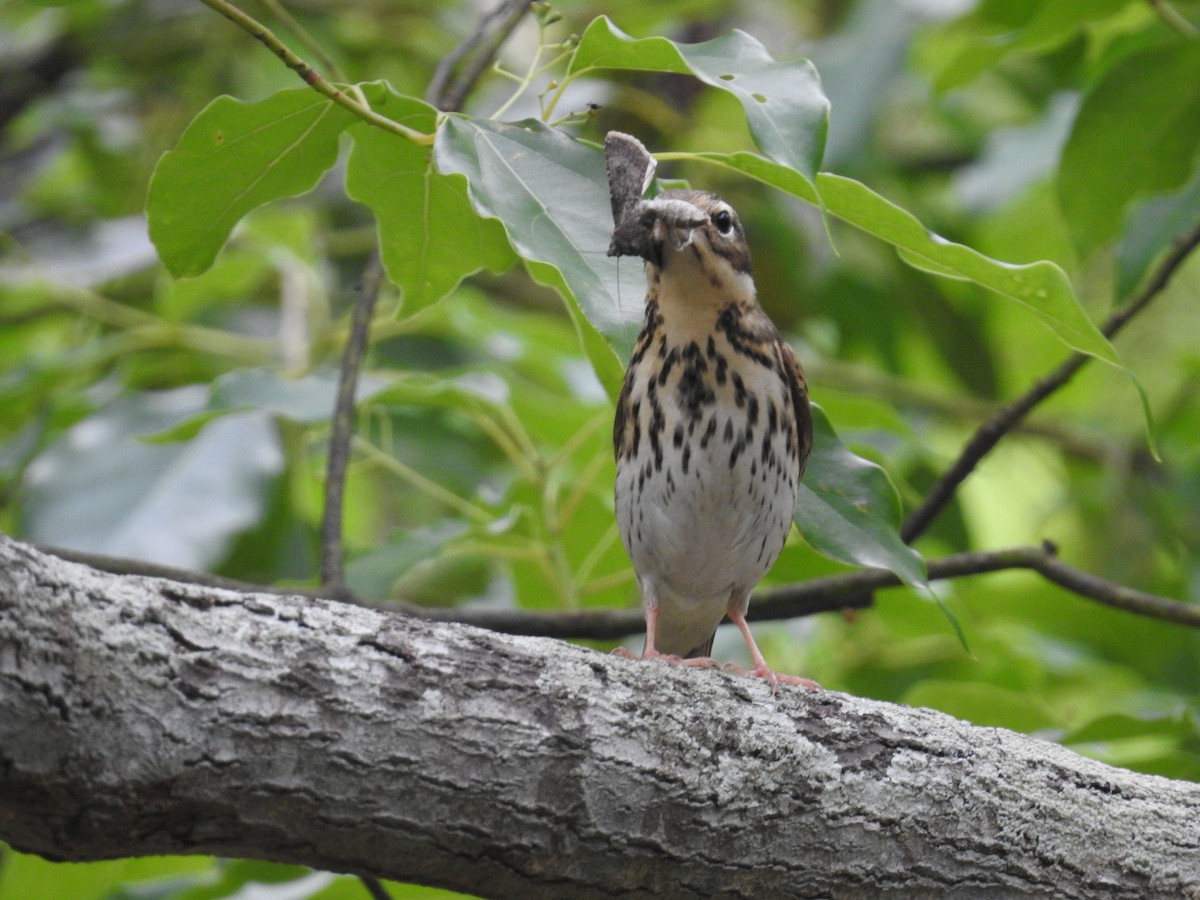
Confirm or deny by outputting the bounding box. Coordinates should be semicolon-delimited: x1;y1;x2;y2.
901;221;1200;544
37;539;1200;640
2;535;1199;898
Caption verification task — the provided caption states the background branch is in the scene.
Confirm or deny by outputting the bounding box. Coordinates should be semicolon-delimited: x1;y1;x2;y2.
319;251;385;591
3;536;1198;899
427;0;533;112
901;221;1200;544
319;1;530;589
38;540;1200;639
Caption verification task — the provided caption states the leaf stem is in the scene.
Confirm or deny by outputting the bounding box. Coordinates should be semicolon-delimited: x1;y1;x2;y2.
198;0;432;144
257;0;347;81
1146;0;1199;36
49;283;274;363
490;39;545;120
353;435;494;526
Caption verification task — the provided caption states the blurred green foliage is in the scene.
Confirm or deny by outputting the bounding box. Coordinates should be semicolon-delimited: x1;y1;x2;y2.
2;0;1200;897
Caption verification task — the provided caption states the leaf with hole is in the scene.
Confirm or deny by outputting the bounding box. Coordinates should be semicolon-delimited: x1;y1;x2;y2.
569;16;828;180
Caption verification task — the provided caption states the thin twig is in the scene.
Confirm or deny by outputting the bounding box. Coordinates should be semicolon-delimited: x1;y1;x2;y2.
318;0;531;596
1146;0;1199;36
319;251;385;591
199;0;431;143
426;0;532;112
358;875;391;900
901;221;1200;544
1032;551;1200;628
258;0;346;81
38;540;1200;636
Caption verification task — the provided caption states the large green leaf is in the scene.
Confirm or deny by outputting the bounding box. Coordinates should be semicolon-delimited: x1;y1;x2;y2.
1058;41;1200;257
344;90;515;312
689;151;1121;365
796;405;925;586
147;87;360;278
22;389;283;570
434;116;628;395
569;16;829;179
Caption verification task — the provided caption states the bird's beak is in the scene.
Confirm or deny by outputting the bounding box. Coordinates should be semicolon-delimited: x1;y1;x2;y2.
608;197;707;265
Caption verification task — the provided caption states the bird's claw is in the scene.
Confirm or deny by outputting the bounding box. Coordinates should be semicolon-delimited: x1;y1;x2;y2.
612;647;718;668
722;661;821;694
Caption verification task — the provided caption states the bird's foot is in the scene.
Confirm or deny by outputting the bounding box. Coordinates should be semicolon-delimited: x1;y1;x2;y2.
612;647;718;668
723;661;821;693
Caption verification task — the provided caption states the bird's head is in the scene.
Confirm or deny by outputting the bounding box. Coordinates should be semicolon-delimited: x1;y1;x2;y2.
609;189;756;311
608;189;754;278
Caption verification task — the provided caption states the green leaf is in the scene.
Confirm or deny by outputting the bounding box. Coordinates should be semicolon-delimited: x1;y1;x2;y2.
434;116;627;395
344;89;515;312
0;850;216;900
1058;41;1200;257
691;151;1121;365
1117;166;1200;298
569;16;829;179
796;405;925;587
23;389;283;570
148;87;359;278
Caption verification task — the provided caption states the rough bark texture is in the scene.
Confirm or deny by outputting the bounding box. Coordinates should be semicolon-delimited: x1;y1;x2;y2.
1;535;1198;899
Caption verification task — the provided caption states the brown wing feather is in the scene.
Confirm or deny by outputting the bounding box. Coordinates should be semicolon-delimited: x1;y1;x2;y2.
777;339;814;481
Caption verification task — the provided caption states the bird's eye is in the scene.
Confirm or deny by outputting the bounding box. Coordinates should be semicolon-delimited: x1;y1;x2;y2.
712;209;734;235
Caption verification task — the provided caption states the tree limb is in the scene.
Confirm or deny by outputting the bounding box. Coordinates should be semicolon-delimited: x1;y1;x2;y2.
3;535;1199;898
901;220;1200;544
37;540;1200;639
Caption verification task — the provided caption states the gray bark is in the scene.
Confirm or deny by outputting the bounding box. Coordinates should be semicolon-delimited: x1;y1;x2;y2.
1;535;1198;899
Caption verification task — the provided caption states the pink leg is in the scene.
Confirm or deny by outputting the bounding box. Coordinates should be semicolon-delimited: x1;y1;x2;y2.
612;593;717;668
725;607;820;693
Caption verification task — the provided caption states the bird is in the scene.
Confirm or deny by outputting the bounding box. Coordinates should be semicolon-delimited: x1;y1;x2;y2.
604;132;818;692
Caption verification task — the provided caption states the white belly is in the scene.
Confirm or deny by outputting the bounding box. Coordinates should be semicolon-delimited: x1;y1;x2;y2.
615;350;798;655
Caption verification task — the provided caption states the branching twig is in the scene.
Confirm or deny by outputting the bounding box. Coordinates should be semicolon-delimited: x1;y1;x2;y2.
198;0;430;143
38;540;1200;636
316;0;531;591
258;0;346;82
426;0;532;112
901;221;1200;544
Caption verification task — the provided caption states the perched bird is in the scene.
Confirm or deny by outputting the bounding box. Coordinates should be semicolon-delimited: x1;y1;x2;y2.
605;132;817;691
